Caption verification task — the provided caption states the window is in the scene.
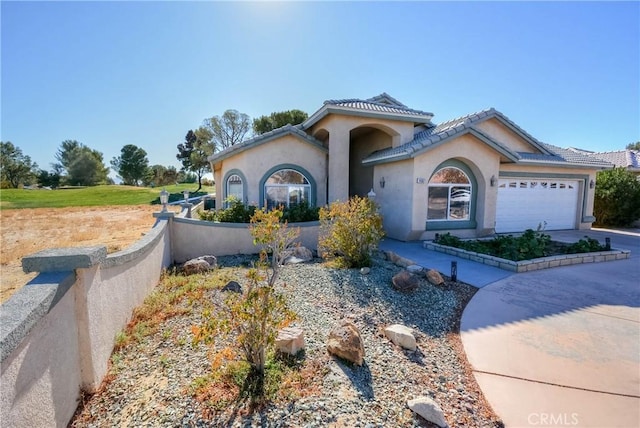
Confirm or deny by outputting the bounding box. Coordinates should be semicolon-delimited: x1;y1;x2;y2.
264;169;310;209
226;174;243;202
427;167;471;221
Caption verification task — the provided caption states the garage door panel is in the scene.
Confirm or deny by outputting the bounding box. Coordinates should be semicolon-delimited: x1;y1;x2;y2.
496;179;579;233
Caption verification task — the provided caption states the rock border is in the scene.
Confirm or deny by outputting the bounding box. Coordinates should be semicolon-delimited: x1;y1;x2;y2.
423;241;631;273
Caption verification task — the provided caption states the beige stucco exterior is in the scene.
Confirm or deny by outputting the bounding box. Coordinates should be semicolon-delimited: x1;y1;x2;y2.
212;134;327;209
208;96;605;241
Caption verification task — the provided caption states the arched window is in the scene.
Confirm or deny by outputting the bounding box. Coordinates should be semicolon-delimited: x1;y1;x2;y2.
226;174;243;202
264;169;310;209
427;167;471;221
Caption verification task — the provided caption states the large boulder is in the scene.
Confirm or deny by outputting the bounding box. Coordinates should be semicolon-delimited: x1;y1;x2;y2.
327;321;365;366
391;271;420;292
182;255;217;275
384;324;417;351
276;327;305;355
426;269;445;286
407;396;448;427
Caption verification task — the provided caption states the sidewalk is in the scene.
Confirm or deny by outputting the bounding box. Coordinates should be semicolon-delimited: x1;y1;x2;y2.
378;239;512;288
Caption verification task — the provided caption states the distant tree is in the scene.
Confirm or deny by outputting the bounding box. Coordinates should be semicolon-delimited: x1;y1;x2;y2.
626;141;640;150
37;169;61;188
0;141;38;188
179;171;198;184
253;109;308;135
144;164;180;187
111;144;149;186
204;109;251;151
176;127;213;192
54;140;109;186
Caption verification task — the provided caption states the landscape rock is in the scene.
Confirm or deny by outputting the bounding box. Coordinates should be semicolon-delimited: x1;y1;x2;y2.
284;246;313;264
327;320;365;366
221;280;242;293
407;396;449;427
276;327;305;355
426;269;445;286
360;267;371;275
384;324;417;351
391;271;419;292
182;259;211;275
406;264;424;275
197;255;218;268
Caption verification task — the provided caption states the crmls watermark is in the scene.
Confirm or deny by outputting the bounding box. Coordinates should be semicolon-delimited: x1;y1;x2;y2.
527;413;579;426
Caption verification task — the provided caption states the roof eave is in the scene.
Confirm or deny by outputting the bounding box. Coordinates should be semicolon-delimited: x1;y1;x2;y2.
515;159;613;169
208;128;327;165
303;105;433;129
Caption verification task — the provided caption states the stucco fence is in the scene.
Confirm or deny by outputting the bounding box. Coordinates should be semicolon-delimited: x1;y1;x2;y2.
0;207;319;428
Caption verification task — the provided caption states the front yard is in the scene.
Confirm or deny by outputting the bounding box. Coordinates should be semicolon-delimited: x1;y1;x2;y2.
71;255;504;427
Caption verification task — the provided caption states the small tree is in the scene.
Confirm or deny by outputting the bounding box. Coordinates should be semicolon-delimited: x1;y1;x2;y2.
111;144;149;186
204;109;251;151
193;207;298;396
319;196;385;268
594;167;640;226
253;109;308;135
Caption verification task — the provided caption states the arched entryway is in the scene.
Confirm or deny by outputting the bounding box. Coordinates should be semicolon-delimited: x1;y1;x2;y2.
349;126;396;197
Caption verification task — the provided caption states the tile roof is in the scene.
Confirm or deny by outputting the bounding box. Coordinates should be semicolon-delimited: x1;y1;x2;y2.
576;150;640;169
208;124;326;164
323;93;434;118
363;108;612;168
530;144;613;167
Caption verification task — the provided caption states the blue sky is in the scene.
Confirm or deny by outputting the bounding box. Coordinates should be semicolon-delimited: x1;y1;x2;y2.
2;1;639;180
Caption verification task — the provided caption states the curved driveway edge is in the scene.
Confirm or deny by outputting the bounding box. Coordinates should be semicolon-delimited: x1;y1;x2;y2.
461;230;640;427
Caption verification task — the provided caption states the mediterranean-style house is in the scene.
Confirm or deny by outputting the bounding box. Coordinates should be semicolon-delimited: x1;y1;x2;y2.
208;93;612;241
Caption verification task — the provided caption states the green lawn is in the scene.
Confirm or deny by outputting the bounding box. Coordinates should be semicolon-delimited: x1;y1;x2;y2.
0;184;215;209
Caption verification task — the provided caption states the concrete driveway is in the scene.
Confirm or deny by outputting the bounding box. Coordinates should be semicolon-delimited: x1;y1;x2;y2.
461;229;640;427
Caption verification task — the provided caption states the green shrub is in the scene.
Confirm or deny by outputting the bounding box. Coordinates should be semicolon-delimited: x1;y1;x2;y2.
199;198;319;223
281;202;320;223
565;236;606;254
435;229;550;261
319;196;384;268
594;167;640;227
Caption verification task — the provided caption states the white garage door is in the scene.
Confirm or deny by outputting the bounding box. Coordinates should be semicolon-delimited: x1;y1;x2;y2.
496;179;580;233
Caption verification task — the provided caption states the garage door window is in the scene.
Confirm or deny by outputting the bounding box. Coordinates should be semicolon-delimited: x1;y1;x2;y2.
427;167;471;221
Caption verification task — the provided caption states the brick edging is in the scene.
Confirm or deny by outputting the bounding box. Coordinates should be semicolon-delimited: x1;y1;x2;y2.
423;242;631;273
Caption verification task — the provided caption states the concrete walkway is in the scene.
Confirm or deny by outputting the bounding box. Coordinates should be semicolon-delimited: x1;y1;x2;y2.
380;230;640;427
379;239;513;288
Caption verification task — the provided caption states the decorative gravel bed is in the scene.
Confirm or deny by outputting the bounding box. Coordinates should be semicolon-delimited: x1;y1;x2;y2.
70;254;503;427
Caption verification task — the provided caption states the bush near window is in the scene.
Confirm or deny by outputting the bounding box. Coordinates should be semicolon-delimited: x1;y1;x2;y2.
199;198;319;223
318;196;385;268
594;167;640;227
435;230;607;261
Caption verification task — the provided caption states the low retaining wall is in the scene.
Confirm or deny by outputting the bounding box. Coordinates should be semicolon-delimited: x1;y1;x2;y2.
172;218;320;263
423;241;631;273
0;219;172;427
1;212;321;427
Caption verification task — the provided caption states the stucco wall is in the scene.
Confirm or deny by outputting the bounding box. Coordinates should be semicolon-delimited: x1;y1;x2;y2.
350;129;393;197
310;115;415;202
0;219;172;428
172;217;320;263
396;134;498;240
373;159;415;240
213;135;327;209
0;273;80;428
476;119;540;153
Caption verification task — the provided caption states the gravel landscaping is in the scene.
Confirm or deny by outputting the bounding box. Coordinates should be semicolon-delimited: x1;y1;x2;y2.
70;254;504;427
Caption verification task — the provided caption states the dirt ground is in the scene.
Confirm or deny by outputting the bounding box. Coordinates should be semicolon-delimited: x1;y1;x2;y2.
0;205;179;304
